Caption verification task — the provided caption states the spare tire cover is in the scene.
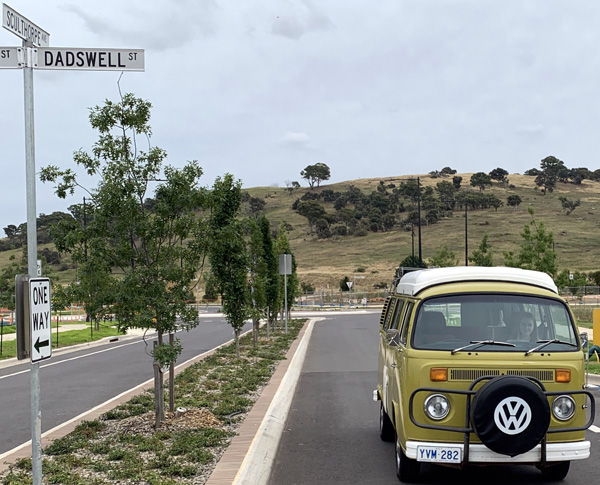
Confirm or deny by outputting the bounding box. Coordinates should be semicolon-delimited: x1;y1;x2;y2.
470;376;550;457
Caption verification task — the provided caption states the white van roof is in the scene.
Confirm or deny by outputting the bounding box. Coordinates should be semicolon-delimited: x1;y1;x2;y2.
395;266;558;296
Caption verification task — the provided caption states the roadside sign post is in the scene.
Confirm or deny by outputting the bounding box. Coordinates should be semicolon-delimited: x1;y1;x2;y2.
279;255;292;334
2;5;144;483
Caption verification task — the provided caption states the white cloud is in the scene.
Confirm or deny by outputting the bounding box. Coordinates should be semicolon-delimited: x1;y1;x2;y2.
270;0;334;40
282;132;311;147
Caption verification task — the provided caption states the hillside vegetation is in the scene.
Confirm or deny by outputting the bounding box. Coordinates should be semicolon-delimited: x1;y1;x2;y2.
247;172;600;291
2;172;599;293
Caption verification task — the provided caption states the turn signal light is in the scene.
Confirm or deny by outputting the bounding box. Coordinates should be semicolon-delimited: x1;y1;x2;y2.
430;368;448;382
555;369;571;383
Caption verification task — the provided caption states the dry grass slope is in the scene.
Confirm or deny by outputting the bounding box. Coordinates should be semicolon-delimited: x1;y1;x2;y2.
248;173;600;290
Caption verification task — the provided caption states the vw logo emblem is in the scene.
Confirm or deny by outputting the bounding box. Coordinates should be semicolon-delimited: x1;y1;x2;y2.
493;397;532;435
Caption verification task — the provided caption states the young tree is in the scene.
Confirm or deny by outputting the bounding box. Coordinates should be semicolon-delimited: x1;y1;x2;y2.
259;215;280;328
301;162;331;189
40;93;207;426
469;232;494;266
429;245;458;267
503;207;557;277
275;222;299;322
208;174;251;358
246;218;267;345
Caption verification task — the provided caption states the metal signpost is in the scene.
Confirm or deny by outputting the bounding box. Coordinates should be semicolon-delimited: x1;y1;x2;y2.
2;4;144;483
279;254;292;334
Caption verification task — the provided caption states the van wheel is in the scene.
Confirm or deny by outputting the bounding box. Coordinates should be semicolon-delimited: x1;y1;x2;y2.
540;461;570;481
395;437;420;483
379;402;395;442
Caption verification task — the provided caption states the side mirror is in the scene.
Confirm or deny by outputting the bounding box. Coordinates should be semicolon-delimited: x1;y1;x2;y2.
581;332;589;352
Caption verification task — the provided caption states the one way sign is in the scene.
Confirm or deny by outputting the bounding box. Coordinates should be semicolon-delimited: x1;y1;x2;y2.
29;278;51;363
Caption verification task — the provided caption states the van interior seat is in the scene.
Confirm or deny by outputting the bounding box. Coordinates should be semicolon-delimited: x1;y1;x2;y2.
414;311;447;346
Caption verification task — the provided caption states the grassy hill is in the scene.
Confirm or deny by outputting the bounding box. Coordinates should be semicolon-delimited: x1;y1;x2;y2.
2;172;599;293
248;173;600;291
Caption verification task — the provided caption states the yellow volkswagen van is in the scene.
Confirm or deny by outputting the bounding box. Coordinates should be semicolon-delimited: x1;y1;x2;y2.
376;267;595;482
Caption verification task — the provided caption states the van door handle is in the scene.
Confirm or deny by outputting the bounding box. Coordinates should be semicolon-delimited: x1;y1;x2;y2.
391;363;397;368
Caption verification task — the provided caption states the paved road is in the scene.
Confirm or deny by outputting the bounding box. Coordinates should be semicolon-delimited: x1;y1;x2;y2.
270;313;600;484
0;315;250;456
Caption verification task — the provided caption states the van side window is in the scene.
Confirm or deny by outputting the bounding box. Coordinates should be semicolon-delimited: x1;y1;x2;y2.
382;298;398;330
390;300;406;331
399;301;414;345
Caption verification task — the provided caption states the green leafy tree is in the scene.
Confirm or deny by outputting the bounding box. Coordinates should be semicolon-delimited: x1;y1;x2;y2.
507;194;522;209
470;172;492;191
339;276;351;292
246;218;267;345
503;207;557;277
489;167;509;184
296;200;326;233
259;215;280;328
558;196;581;216
429;245;458;267
452;176;462;190
40;93;207;426
469;232;494;266
535;156;564;195
300;162;331;189
208;174;251;358
399;255;427;269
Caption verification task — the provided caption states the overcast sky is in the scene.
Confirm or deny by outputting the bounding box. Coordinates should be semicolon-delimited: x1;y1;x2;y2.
2;1;600;232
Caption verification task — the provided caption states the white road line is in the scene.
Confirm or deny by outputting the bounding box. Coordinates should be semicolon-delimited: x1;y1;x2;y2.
590;425;600;433
0;337;145;380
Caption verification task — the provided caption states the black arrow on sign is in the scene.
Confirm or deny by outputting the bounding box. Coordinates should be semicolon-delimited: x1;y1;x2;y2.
34;337;50;354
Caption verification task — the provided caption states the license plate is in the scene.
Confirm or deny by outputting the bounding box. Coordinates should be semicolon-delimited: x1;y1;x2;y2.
416;445;462;463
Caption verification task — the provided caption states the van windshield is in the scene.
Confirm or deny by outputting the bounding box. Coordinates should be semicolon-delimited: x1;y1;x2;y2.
411;294;579;352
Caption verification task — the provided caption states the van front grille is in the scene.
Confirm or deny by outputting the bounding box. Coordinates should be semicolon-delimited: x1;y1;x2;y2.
449;368;554;382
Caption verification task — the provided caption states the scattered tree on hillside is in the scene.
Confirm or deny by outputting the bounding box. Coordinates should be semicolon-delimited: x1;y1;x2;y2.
469;232;494;266
489;167;509;185
441;166;457;176
284;180;301;195
399;255;427;269
452;175;462;190
301;162;331;189
470;172;492;191
558;196;581;216
296;200;326;233
535;156;565;195
40;93;208;427
507;194;522;209
503;207;557;277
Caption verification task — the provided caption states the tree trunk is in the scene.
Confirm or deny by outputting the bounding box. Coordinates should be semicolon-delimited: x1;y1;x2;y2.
252;317;259;347
153;333;165;428
169;332;175;413
235;328;240;358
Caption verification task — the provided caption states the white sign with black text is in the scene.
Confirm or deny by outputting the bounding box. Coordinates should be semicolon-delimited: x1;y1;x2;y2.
29;277;51;363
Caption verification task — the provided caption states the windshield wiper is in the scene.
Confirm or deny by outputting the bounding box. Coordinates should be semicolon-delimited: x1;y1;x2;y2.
525;339;578;356
451;340;516;355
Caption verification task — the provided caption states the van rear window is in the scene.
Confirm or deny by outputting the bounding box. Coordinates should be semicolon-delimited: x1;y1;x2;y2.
411;294;578;352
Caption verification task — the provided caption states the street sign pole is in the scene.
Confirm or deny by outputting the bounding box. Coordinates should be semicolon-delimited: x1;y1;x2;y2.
22;37;42;485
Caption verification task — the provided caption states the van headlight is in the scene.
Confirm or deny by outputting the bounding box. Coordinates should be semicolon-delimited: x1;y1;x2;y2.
552;395;576;421
424;394;450;420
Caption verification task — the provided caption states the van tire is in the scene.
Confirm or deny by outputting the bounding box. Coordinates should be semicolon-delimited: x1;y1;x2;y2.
540;461;570;481
380;402;395;442
395;436;420;483
470;376;550;457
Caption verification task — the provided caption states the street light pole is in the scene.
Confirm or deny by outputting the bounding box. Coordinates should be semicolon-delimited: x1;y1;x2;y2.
464;203;468;266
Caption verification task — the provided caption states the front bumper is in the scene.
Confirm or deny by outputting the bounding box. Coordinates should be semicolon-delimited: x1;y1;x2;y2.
406;440;591;463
